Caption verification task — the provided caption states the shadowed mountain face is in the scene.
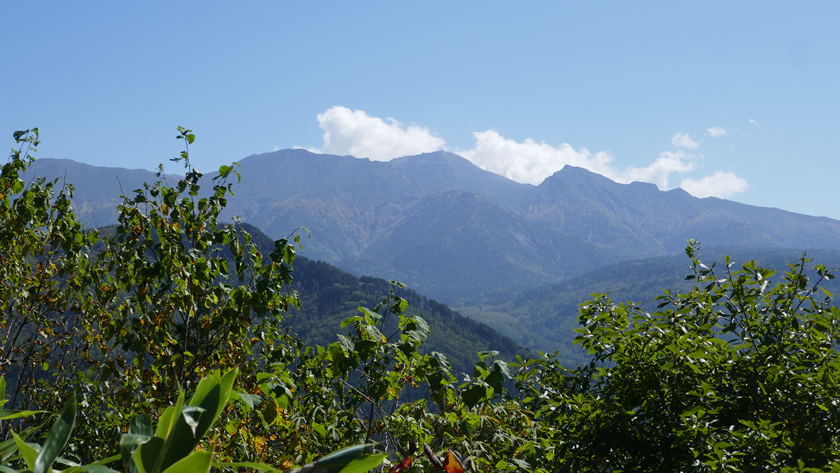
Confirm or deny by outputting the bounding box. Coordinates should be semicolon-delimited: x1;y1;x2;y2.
23;150;840;304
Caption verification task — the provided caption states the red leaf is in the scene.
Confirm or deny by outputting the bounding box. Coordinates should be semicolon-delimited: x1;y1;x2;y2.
389;456;412;472
443;450;465;473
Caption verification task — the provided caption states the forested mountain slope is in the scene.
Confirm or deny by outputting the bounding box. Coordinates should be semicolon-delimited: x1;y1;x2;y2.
239;224;527;374
455;247;840;366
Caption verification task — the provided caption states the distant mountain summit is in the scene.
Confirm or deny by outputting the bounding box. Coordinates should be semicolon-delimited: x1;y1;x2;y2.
24;151;840;303
212;149;534;263
23;158;179;226
515;165;840;258
388;151;528;208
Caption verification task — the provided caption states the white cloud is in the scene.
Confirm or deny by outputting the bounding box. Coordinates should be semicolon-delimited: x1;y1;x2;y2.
312;106;445;161
671;132;699;149
458;130;615;186
304;107;744;194
707;127;727;137
619;151;696;189
680;171;748;199
748;118;759;126
458;130;696;189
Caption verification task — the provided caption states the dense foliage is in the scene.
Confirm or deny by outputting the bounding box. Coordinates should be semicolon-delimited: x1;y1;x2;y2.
3;129;840;471
457;248;840;365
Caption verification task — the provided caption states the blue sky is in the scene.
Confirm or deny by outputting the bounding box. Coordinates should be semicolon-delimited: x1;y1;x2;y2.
2;2;839;217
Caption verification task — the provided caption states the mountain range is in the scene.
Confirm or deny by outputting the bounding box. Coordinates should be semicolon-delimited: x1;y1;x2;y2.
23;150;840;362
26;149;840;305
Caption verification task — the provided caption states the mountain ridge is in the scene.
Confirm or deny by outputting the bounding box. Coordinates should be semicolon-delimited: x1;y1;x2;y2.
23;150;840;304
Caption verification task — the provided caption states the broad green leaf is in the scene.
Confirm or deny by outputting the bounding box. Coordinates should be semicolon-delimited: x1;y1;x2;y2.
230;391;262;410
189;368;237;440
135;437;164;473
329;454;388;473
91;454;122;466
462;385;486;409
34;393;77;473
161;450;210;473
357;306;382;325
293;444;385;473
62;465;121;473
212;461;282;472
179;406;206;437
149;390;185;473
121;433;152;473
12;432;38;470
158;369;236;472
0;408;42;421
477;351;499;361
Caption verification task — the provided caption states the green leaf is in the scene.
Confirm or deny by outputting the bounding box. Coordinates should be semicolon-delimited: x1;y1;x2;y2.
189;368;236;443
462;385;486;409
161;451;210;473
329;454;388;473
357;306;382;325
62;465;122;473
211;462;281;472
34;392;77;473
292;445;386;473
179;406;206;437
231;391;262;410
12;431;38;470
135;437;164;473
477;350;499;361
153;369;236;473
121;428;152;473
0;408;42;421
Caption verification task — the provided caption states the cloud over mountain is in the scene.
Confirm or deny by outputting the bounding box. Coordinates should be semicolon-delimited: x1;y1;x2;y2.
681;171;748;199
458;131;696;190
305;106;749;199
312;106;446;160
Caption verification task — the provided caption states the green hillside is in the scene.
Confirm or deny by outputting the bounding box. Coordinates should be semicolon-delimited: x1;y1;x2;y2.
456;246;840;367
239;223;527;374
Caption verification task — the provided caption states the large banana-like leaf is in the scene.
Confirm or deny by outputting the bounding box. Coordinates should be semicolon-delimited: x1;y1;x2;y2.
292;445;387;473
121;414;153;473
160;450;211;473
131;369;237;473
33;393;76;473
11;432;38;471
